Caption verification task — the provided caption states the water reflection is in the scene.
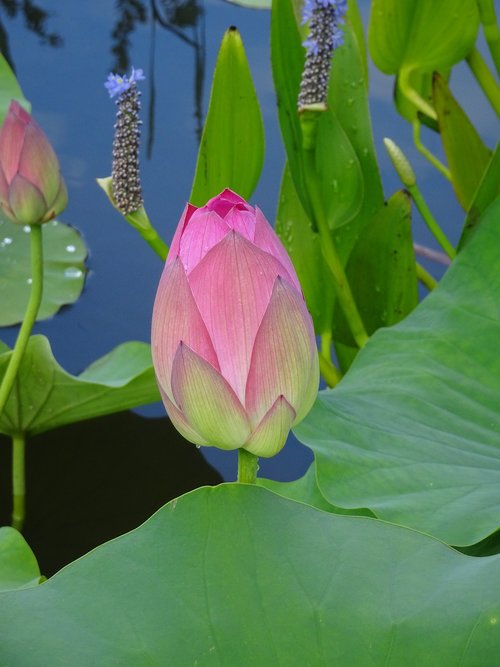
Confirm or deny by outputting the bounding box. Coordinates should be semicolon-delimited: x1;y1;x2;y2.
111;0;206;151
0;0;61;71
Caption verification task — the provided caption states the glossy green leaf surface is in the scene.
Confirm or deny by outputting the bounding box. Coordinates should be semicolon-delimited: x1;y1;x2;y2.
368;0;480;74
433;73;492;211
333;190;418;347
0;336;160;436
0;217;87;326
296;198;500;546
0;53;29;124
275;163;334;335
0;485;499;665
190;28;264;206
0;528;41;592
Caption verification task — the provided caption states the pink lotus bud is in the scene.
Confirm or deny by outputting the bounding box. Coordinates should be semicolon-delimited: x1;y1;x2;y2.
152;189;319;458
0;101;67;225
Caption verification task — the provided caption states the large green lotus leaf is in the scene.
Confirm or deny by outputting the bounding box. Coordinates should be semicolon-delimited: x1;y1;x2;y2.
0;528;41;592
333;190;418;351
275;163;334;335
190;28;264;206
459;142;500;248
0;336;160;436
0;485;499;665
0;217;87;326
295;198;500;546
0;53;29;124
368;0;479;75
433;73;492;211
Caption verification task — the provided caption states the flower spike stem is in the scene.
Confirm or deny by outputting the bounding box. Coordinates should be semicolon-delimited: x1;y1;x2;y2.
412;121;451;181
408;184;456;261
416;263;438;291
237;449;259;484
477;0;500;78
0;225;44;415
466;47;500;117
11;433;26;531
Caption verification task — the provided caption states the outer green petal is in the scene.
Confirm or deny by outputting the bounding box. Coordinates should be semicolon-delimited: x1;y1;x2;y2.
158;385;209;447
244;396;296;458
171;342;251;450
8;174;47;224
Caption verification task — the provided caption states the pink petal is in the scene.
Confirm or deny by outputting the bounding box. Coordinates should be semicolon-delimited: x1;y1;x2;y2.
188;231;290;403
8;174;47;224
244;395;296;458
171;342;251;449
253;207;302;292
205;189;251;217
0;103;26;182
158;384;209;447
178;209;229;274
166;203;197;265
223;206;256;241
151;257;219;402
245;277;319;426
18;122;60;207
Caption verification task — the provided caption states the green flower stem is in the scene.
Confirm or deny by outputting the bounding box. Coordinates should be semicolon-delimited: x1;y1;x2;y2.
11;433;26;531
416;263;438;291
399;67;438;121
237;449;259;484
0;224;44;415
408;184;457;261
466;48;500;117
412;120;451;181
138;225;169;261
301;147;369;350
319;332;341;387
477;0;500;78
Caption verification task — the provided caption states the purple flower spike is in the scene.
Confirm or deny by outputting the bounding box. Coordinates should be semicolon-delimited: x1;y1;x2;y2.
104;67;145;99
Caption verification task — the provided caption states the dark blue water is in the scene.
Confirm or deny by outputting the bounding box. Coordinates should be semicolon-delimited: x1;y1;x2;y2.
2;0;498;485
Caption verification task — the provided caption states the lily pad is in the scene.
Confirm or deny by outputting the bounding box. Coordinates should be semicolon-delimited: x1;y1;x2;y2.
0;485;499;665
295;197;500;546
0;336;160;436
0;527;41;592
0;216;87;326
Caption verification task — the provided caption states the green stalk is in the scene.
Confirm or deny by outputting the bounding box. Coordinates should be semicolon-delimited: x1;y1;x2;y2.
412;120;451;181
466;48;500;117
416;263;438;291
0;224;44;414
237;449;259;484
408;184;456;261
139;226;169;261
319;332;341;387
301;149;369;350
11;433;26;531
477;0;500;78
399;67;438;121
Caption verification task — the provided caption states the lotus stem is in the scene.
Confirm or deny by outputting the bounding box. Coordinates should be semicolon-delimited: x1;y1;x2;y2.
237;449;259;484
11;433;26;531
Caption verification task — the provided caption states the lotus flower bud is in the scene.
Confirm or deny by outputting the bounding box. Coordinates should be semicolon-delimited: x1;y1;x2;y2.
0;101;67;225
152;189;319;458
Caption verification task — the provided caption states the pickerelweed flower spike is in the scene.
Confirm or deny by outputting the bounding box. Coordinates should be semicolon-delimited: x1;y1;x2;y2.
105;67;145;214
298;0;348;110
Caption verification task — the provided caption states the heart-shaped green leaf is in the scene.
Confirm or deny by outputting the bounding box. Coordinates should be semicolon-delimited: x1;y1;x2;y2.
296;197;500;546
0;217;87;326
0;336;160;436
0;485;499;665
190;27;264;205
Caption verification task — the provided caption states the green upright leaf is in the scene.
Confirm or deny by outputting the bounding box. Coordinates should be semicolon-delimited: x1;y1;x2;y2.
0;528;41;592
190;28;264;205
0;217;87;326
295;199;500;546
0;336;160;436
433;73;492;211
275;163;334;335
0;485;499;665
0;53;29;124
333;190;418;348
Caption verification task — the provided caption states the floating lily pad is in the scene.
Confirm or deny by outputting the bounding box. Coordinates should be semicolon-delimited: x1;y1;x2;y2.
0;527;41;592
0;216;87;326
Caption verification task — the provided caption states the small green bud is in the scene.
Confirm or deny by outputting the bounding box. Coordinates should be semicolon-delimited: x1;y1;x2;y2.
383;138;416;188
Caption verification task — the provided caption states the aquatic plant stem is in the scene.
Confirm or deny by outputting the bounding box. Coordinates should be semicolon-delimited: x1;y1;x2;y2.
237;449;259;484
477;0;500;77
466;48;500;116
302;147;369;349
412;120;451;181
0;225;44;415
416;263;438;291
11;433;26;531
319;332;341;387
408;184;456;261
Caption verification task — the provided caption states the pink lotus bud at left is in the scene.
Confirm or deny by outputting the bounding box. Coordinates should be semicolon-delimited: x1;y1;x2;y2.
151;189;319;458
0;101;67;225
